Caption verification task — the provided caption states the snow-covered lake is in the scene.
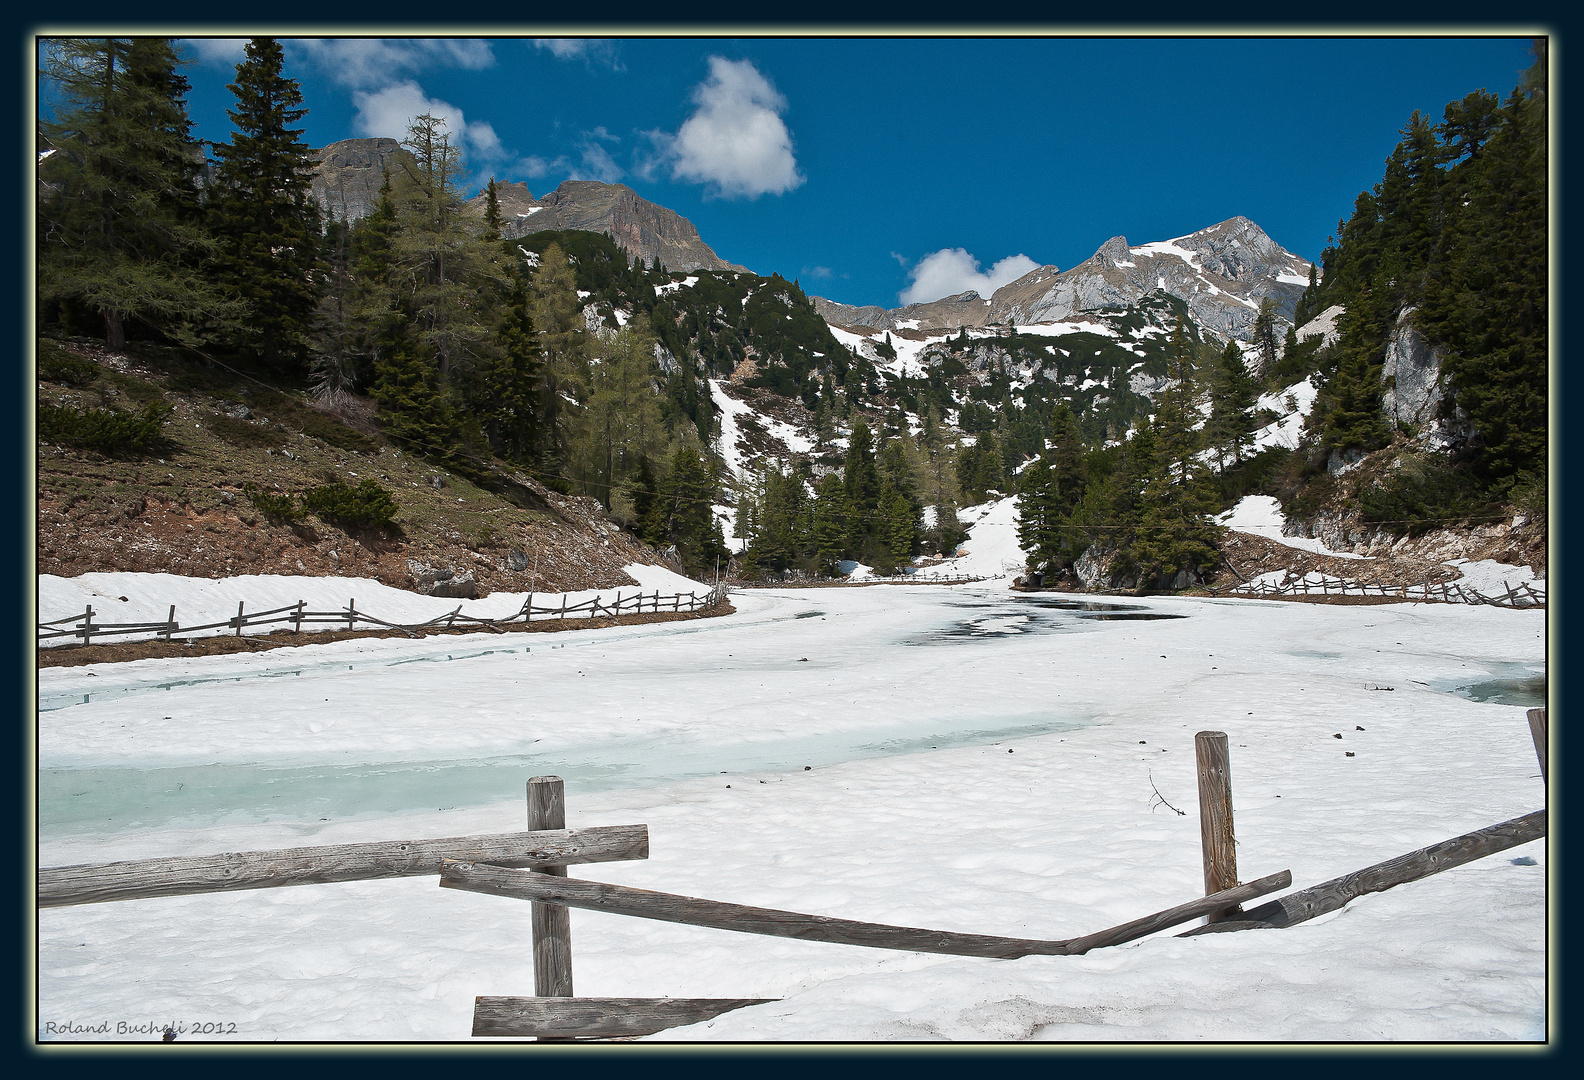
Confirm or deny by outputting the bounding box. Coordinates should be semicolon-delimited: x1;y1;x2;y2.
37;584;1547;1043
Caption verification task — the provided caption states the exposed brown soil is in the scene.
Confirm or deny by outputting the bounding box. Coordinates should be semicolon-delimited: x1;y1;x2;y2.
36;338;685;597
38;601;736;669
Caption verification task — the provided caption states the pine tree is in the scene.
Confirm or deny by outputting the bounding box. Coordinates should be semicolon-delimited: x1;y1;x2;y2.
1205;339;1259;471
1123;320;1221;588
811;473;849;574
38;38;242;348
842;419;880;551
206;37;322;370
651;443;728;577
465;265;542;463
1251;298;1279;376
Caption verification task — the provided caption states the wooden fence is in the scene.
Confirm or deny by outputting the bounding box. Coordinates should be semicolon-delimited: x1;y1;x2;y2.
1220;573;1544;608
37;709;1547;1041
735;573;992;588
37;583;731;647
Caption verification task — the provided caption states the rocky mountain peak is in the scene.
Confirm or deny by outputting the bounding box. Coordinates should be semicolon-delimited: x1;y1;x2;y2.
814;217;1311;343
309;138;404;225
469;178;750;275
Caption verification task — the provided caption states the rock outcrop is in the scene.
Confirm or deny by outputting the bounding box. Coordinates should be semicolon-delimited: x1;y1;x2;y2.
468;179;750;275
310;138;405;225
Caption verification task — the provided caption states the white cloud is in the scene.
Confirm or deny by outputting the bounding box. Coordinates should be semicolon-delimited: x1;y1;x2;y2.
181;39;249;66
572;128;624;183
294;39;494;90
531;39;623;69
351;81;502;166
662;57;803;199
898;249;1039;306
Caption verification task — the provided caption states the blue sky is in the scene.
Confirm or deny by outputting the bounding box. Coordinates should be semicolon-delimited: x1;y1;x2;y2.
153;35;1540;309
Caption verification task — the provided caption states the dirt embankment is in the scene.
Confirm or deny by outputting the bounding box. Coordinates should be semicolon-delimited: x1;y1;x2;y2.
37;339;681;597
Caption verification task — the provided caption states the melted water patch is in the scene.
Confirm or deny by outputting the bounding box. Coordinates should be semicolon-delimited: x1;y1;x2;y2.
906;596;1183;644
39;713;1091;839
1424;661;1546;707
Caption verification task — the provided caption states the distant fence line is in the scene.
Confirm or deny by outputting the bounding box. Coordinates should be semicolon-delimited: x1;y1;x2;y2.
1217;573;1544;608
38;583;731;647
735;573;997;589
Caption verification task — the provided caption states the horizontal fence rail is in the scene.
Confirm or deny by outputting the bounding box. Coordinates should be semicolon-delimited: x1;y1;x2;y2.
39;825;651;907
39;583;730;647
439;861;1291;960
1180;809;1546;936
1217;573;1544;608
472;997;778;1039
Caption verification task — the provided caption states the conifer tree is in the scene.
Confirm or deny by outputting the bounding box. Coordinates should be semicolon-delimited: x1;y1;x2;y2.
576;318;667;507
38;38;241;348
529;242;588;470
811;473;849;574
207;37;322;369
464;265;542;462
1205;339;1259;471
388;113;498;380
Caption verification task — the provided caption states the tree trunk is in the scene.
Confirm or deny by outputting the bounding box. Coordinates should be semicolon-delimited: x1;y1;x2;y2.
103;309;125;351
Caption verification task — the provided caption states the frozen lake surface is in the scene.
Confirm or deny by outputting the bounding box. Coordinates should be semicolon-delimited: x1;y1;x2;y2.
37;584;1548;1043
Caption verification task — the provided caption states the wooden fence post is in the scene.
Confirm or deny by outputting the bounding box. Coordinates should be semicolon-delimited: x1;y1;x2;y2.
81;605;94;645
1527;709;1547;782
293;600;304;633
527;776;574;1007
1195;731;1241;923
163;605;176;641
525;593;533;624
560;594;568;621
347;599;356;632
235;600;245;637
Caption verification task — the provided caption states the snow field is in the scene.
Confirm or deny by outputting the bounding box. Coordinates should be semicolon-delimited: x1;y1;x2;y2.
37;587;1546;1042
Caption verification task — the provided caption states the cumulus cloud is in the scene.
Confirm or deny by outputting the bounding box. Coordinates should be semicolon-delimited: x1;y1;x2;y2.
294;38;494;90
898;249;1040;306
660;57;803;199
351;81;503;166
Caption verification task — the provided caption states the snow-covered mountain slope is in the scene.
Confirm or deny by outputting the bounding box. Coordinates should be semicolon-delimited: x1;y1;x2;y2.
816;217;1313;344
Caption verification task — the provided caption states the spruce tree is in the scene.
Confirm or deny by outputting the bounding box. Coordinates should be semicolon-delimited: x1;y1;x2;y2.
1205;339;1259;471
38;38;241;348
207;37;322;370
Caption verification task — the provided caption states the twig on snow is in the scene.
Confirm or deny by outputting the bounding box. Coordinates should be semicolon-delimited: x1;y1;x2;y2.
1148;769;1186;816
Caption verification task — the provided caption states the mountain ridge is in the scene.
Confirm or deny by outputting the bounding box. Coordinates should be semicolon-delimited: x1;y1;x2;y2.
815;217;1312;343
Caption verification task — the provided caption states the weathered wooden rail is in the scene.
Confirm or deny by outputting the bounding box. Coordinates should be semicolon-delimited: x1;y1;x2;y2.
37;583;730;646
1220;573;1544;608
37;826;650;908
439;861;1292;960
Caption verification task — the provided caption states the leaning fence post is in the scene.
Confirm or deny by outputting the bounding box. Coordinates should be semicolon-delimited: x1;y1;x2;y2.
163;605;176;642
1527;709;1547;782
235;600;245;637
527;775;574;1016
1195;731;1241;923
293;600;304;633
